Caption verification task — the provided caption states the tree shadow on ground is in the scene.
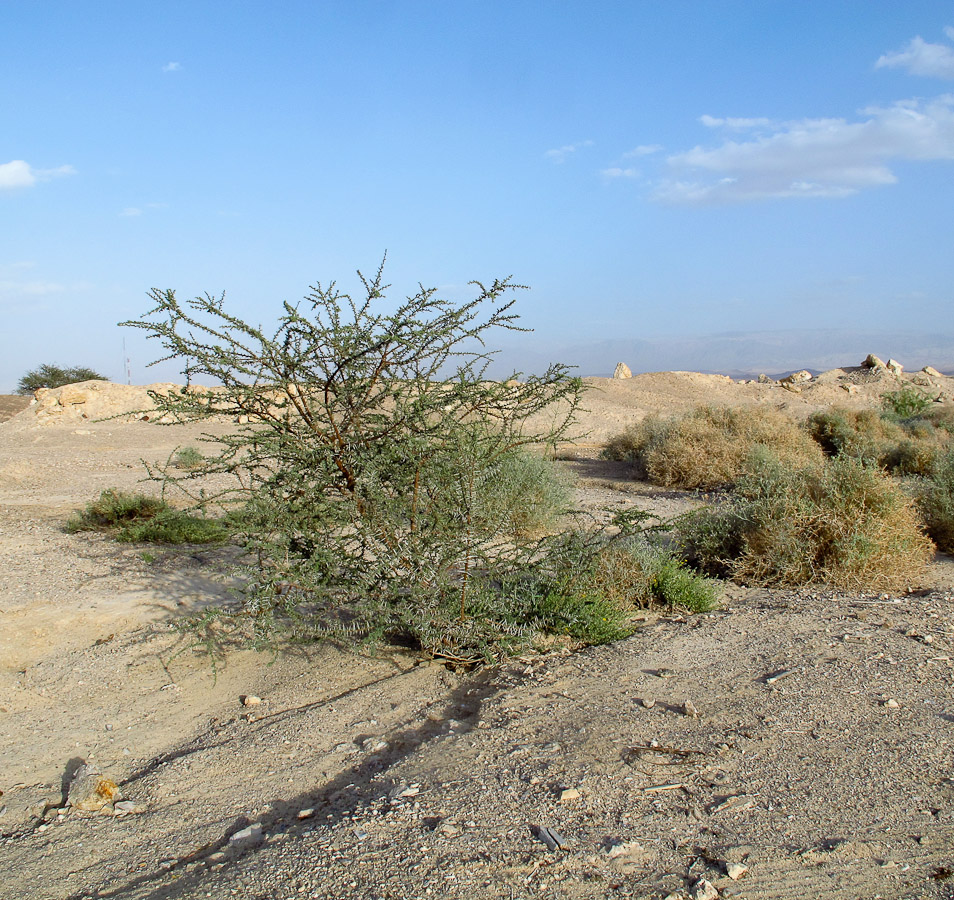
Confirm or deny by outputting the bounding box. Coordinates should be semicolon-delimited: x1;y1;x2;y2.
62;663;510;900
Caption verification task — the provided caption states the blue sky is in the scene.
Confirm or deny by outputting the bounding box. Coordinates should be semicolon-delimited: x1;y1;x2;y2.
3;1;954;389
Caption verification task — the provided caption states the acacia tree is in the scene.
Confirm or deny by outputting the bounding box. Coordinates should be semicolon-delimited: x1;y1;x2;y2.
122;261;587;657
17;363;107;394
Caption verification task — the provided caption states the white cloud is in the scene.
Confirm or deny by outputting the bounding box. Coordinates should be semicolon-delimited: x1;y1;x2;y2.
0;160;76;190
120;207;143;217
545;140;594;163
621;144;663;158
162;61;181;73
653;94;954;205
601;167;640;179
0;260;36;273
0;279;66;296
876;34;954;79
700;115;774;130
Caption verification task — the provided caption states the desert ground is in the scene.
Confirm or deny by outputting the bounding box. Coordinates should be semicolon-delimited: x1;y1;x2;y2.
1;367;953;900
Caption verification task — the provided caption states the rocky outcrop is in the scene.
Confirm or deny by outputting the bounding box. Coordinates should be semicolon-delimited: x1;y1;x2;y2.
27;381;179;425
780;370;813;385
613;362;633;379
862;354;886;369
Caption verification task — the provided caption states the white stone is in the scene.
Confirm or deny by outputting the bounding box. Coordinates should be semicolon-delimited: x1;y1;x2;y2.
613;362;633;379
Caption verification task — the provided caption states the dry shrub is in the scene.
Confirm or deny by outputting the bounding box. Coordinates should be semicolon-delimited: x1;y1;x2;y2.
917;447;954;552
808;407;952;476
677;452;933;592
604;406;823;490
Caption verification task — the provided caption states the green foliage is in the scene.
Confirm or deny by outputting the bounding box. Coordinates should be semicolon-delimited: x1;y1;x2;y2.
676;451;933;591
121;261;592;660
882;384;933;419
917;447;954;552
645;552;719;612
16;363;107;394
603;405;823;489
66;489;227;544
172;446;205;470
65;489;166;531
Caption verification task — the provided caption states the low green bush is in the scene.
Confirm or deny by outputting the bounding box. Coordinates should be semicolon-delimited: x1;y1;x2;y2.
675;451;933;591
603;406;823;490
882;384;934;419
585;540;717;613
66;489;227;544
172;446;206;470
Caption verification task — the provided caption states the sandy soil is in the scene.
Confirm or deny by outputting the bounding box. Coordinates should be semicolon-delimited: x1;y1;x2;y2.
1;371;953;900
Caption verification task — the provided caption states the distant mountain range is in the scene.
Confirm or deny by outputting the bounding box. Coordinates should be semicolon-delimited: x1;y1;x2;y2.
483;329;954;380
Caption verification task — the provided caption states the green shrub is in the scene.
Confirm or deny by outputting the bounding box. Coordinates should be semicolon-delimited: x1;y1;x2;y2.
120;262;594;661
65;489;166;532
585;540;717;613
17;363;107;394
676;452;933;591
882;384;933;419
66;489;227;544
173;446;205;470
603;406;823;490
917;447;954;552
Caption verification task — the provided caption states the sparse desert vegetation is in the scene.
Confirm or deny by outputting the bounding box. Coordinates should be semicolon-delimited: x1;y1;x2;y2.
3;358;954;900
65;488;228;544
675;451;934;590
602;405;823;489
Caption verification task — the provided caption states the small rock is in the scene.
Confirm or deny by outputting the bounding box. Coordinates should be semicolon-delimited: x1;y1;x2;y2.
923;366;942;377
683;699;699;718
113;800;140;814
532;825;567;851
691;878;719;900
884;698;900;709
726;862;748;880
229;822;264;847
241;695;262;707
559;788;580;802
863;353;886;369
780;381;802;393
642;697;656;709
67;763;121;812
297;808;315;820
757;373;773;384
886;358;903;375
606;840;643;859
781;370;812;384
613;362;633;379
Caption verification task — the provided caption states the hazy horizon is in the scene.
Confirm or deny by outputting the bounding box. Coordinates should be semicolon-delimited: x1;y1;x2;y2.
6;325;954;393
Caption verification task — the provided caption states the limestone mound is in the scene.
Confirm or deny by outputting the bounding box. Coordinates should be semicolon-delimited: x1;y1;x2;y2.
12;381;197;426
